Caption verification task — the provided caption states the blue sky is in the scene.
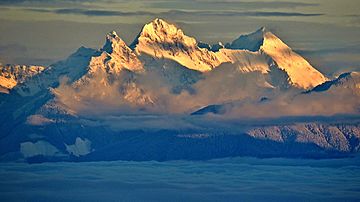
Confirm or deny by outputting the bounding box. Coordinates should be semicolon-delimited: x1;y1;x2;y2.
0;0;359;76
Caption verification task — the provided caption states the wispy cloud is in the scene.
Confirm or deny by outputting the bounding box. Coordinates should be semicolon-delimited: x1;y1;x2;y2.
54;8;153;16
0;0;99;4
165;10;323;17
0;0;319;8
0;43;27;54
26;8;323;17
150;0;319;10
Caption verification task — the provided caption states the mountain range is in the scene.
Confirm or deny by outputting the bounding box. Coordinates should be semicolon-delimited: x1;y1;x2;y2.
0;19;359;163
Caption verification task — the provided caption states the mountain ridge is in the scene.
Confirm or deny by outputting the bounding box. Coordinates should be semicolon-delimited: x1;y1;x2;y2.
0;19;359;163
1;18;329;94
0;64;46;94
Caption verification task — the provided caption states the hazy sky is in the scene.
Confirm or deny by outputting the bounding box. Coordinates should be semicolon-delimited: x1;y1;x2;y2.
0;0;359;77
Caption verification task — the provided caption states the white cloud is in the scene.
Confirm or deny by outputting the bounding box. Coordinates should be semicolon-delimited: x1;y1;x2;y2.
65;137;92;157
20;141;61;158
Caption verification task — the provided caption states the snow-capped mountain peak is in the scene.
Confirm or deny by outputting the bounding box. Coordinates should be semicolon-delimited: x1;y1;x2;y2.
102;30;128;54
228;26;266;51
260;31;328;89
92;30;143;73
140;18;196;48
0;64;46;93
228;27;328;89
132;18;231;72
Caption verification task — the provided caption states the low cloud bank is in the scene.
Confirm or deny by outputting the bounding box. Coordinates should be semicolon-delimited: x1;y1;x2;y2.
52;67;360;119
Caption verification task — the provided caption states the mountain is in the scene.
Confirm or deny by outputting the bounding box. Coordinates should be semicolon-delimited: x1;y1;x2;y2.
0;64;46;94
1;19;327;96
12;46;98;97
131;18;230;72
3;118;358;163
130;18;326;91
99;31;144;73
227;27;328;89
0;46;98;136
307;71;360;94
53;31;155;111
0;18;358;163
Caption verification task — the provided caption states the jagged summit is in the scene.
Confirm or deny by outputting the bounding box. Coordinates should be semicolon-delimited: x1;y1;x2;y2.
102;31;128;54
227;26;267;51
260;31;328;89
142;18;193;45
227;27;328;89
130;18;192;50
132;18;230;72
88;30;143;74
